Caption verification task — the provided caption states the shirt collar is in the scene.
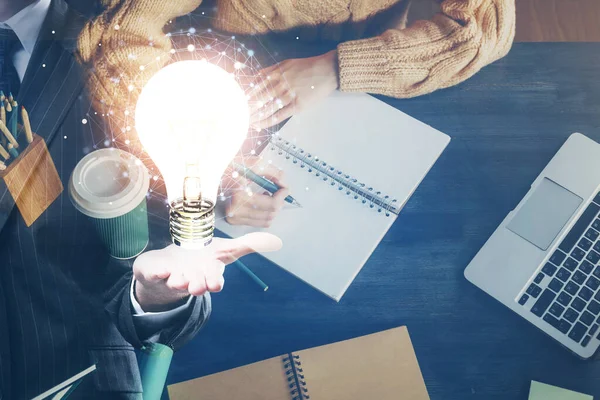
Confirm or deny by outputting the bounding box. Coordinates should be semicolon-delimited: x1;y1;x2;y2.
0;0;52;55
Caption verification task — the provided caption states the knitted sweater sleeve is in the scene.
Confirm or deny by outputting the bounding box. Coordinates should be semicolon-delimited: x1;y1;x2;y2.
337;0;515;98
77;0;202;110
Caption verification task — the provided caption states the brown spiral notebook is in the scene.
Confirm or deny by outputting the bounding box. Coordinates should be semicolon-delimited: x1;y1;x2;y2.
168;326;430;400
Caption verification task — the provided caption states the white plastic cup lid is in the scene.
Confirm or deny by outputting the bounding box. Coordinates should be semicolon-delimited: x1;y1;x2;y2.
69;148;150;219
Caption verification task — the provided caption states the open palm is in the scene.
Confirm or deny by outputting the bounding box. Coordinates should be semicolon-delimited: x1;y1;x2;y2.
133;232;282;311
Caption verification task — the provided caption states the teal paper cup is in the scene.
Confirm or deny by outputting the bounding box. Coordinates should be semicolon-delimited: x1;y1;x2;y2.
69;148;150;259
137;342;173;399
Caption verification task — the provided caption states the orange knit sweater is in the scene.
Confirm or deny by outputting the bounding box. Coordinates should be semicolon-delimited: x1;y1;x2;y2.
77;0;515;109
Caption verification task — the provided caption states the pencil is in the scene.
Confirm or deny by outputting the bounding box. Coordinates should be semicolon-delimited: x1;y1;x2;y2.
0;160;5;171
0;144;10;160
0;120;19;149
7;143;18;158
5;100;11;113
233;259;269;291
8;93;13;103
21;107;33;144
10;100;17;138
0;103;5;148
0;91;4;102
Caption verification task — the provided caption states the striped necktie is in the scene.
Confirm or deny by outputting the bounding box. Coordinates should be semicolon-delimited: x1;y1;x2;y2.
0;27;21;97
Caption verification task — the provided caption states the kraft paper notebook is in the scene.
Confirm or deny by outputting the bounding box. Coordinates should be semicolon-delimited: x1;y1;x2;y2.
216;91;450;300
168;326;430;400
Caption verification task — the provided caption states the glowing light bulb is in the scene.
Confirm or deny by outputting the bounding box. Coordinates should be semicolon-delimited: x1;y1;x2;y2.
135;60;249;248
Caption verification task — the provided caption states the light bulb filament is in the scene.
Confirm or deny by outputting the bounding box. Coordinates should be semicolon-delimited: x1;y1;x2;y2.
183;176;202;211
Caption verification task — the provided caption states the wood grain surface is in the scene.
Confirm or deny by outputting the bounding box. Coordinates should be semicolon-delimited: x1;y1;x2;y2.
516;0;600;42
408;0;600;42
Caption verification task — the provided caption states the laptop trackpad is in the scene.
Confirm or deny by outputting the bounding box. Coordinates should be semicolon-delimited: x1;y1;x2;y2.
507;178;582;251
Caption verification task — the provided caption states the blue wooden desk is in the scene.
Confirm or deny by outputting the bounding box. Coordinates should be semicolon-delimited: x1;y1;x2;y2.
166;43;600;399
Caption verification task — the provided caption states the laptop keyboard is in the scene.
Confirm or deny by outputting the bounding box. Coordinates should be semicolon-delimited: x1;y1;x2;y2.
519;191;600;348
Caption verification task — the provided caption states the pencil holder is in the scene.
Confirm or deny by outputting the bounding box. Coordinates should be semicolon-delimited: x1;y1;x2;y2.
0;133;63;226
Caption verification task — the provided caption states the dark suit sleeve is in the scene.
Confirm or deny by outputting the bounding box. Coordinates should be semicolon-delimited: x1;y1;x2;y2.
102;257;211;351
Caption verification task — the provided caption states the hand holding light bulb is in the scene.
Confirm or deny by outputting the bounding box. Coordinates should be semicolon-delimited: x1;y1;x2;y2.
133;232;282;311
134;61;283;309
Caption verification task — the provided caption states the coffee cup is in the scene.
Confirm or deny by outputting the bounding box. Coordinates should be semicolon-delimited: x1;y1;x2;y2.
69;148;150;259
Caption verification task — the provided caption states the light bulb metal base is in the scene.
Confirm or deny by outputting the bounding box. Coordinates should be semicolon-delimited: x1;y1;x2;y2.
169;198;215;249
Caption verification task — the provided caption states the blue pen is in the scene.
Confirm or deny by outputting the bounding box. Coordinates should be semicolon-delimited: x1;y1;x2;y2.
233;259;269;292
232;161;302;207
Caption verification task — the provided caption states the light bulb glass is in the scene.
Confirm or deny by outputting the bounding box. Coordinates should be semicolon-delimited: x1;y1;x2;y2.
135;60;249;205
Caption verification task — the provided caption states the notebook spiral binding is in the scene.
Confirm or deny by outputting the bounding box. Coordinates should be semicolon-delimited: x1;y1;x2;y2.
282;353;310;400
269;136;400;216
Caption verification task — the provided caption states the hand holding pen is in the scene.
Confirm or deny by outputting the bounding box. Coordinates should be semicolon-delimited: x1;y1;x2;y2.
224;157;298;228
232;161;301;207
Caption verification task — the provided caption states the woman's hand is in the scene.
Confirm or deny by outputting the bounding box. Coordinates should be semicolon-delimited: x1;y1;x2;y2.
133;232;282;312
224;157;289;228
249;50;339;130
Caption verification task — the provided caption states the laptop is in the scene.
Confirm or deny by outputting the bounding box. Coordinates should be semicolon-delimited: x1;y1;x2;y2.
465;133;600;359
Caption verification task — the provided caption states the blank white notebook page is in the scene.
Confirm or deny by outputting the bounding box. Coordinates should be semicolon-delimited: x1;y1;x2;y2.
216;92;450;300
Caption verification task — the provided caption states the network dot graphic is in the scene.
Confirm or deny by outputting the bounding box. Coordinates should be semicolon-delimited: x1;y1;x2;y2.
85;20;293;224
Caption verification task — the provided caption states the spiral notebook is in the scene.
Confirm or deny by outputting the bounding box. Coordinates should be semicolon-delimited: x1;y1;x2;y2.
167;326;430;400
216;91;450;300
